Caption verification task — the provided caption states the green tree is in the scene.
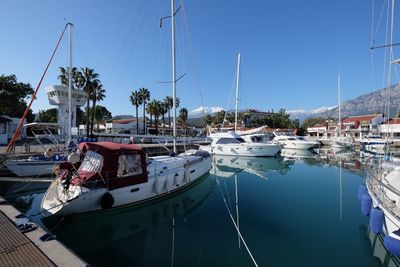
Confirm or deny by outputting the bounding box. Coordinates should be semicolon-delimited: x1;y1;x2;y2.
90;81;106;135
204;114;212;125
38;108;58;123
87;105;112;132
179;108;188;132
0;74;35;122
139;88;150;134
129;90;142;134
213;110;226;125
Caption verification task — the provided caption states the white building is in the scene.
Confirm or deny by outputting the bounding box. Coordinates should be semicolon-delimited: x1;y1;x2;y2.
342;114;383;139
379;118;400;139
105;118;144;134
0;115;26;145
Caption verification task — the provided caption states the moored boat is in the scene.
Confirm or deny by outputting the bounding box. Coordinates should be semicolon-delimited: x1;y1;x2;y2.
202;131;281;157
41;141;211;216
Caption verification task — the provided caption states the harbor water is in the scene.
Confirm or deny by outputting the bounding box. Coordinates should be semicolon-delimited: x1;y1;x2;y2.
0;152;397;267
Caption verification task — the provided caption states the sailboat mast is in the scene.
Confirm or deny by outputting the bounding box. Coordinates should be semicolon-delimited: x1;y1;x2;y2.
171;0;177;154
235;53;241;131
67;23;73;144
337;75;341;137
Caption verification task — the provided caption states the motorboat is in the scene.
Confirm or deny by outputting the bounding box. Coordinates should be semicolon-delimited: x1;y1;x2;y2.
201;131;281;157
41;142;212;216
273;131;319;150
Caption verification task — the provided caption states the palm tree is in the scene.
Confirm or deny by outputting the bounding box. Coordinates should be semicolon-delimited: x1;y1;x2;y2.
81;67;100;137
161;101;168;126
164;96;173;126
146;103;154;128
179;108;188;135
58;67;79;88
90;81;106;135
129;90;142;134
139;88;150;134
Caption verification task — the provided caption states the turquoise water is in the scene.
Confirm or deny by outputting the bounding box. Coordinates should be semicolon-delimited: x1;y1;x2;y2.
0;154;396;267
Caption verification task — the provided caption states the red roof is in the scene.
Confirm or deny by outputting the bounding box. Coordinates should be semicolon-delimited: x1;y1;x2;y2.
342;114;381;124
310;124;326;128
112;118;140;124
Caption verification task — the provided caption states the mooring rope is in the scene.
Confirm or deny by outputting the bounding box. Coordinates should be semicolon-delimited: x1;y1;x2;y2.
216;178;259;267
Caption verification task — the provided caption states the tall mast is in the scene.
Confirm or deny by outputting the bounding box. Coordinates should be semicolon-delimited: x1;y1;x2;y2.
337;74;341;137
67;23;73;144
235;53;241;131
171;0;177;154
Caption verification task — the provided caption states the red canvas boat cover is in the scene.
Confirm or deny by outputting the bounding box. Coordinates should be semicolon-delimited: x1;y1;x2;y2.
70;142;148;190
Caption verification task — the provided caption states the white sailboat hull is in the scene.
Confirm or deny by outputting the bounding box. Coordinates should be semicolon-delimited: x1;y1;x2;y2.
5;159;62;177
41;155;212;216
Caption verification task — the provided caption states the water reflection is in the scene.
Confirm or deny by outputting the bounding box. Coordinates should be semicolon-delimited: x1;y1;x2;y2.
280;148;317;159
358;225;400;267
212;155;293;179
41;175;215;266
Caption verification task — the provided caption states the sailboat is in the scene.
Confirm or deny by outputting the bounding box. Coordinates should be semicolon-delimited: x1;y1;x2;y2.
363;0;400;257
332;75;354;150
203;54;281;157
40;0;212;216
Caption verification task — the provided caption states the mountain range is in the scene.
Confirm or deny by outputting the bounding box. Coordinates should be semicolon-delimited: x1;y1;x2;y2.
288;83;400;122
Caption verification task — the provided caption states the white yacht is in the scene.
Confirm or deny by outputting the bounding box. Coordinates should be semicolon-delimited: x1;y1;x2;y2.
273;132;319;150
201;131;281;157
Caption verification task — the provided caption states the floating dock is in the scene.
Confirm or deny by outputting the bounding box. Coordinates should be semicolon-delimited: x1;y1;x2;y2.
0;196;87;267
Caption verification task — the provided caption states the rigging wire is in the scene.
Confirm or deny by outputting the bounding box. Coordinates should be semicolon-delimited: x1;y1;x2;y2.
222;70;237;128
216;178;259;267
105;0;149;85
117;0;152;87
180;1;208;121
385;0;395;123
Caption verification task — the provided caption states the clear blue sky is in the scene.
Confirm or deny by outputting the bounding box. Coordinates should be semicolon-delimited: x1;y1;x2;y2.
0;0;389;117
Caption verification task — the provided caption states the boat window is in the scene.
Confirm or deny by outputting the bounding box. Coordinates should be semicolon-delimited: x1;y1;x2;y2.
79;150;103;172
235;138;246;143
117;154;143;177
287;138;297;141
216;138;240;144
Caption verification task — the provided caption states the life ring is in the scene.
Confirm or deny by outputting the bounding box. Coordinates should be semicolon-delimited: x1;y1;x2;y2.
100;192;114;209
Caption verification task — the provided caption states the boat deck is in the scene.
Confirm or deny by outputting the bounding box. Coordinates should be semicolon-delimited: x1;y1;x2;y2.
0;211;55;267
